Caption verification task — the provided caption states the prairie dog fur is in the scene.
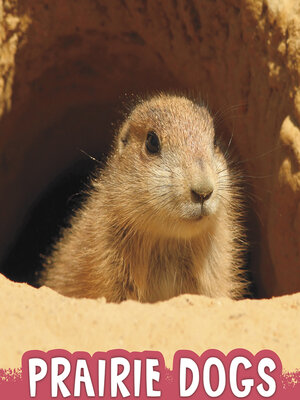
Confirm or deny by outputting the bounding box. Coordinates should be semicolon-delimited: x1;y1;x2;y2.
41;94;247;302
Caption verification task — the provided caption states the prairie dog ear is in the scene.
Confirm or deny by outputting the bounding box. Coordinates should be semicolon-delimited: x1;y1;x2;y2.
117;122;130;155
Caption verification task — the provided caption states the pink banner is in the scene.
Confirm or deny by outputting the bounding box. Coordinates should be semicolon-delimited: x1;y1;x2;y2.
0;349;299;399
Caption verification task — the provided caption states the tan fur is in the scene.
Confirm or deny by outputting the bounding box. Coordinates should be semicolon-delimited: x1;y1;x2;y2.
41;94;247;302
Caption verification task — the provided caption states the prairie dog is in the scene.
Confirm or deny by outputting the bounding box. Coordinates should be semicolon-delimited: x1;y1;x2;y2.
41;94;247;302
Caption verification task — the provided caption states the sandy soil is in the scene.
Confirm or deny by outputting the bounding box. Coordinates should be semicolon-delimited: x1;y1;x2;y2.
1;274;299;371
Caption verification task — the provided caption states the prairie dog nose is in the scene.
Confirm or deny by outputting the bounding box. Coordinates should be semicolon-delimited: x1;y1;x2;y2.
190;182;214;203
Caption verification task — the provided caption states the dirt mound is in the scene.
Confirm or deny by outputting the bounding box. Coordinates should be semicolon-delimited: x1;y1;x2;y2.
1;274;300;370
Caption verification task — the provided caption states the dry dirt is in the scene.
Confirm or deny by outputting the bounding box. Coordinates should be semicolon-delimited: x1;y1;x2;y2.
0;0;299;370
1;274;300;371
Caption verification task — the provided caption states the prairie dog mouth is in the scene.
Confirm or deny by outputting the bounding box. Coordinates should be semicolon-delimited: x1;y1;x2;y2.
179;203;208;221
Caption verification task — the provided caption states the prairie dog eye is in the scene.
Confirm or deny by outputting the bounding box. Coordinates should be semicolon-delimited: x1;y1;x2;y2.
146;131;160;154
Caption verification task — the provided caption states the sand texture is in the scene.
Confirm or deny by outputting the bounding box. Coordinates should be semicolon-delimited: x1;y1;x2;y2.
1;274;299;370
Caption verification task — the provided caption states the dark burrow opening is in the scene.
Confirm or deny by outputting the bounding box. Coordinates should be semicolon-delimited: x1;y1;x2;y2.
1;157;100;286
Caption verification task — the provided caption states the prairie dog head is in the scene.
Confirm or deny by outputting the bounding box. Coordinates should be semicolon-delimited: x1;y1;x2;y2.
109;94;229;239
